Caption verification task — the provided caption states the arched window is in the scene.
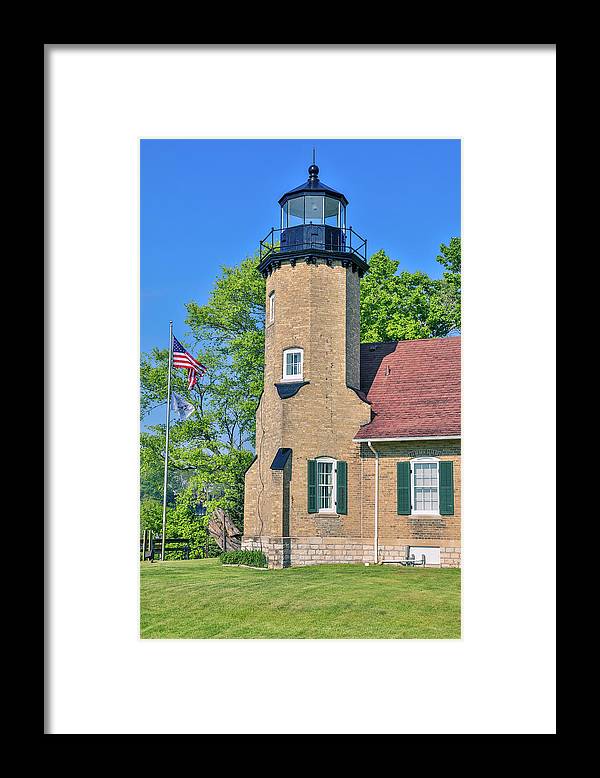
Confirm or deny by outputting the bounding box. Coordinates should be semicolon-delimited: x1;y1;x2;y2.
316;456;336;513
410;457;440;514
308;458;348;515
269;291;275;324
282;347;303;381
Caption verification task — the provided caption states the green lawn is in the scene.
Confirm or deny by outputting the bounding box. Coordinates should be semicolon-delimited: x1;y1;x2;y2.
140;559;461;639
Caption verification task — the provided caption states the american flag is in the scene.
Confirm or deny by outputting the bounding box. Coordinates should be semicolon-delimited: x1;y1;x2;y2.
172;336;206;391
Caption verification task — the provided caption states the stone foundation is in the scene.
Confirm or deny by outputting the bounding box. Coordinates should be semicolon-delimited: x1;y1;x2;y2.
440;547;461;568
242;535;461;569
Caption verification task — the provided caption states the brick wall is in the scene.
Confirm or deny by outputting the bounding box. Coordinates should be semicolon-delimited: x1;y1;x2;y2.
359;440;461;547
345;269;361;389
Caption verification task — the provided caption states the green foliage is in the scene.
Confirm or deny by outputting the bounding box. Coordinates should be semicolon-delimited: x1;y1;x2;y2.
360;238;461;342
140;494;213;560
434;237;461;332
220;549;268;568
140;498;166;535
165;483;207;559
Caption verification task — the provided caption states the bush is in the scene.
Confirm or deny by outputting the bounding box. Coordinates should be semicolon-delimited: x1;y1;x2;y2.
220;549;268;568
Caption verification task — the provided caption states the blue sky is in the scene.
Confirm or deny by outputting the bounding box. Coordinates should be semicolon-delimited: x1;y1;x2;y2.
141;139;460;426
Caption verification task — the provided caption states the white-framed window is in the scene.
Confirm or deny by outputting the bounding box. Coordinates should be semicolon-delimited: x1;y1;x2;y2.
411;457;440;514
269;291;275;323
317;456;336;513
282;347;303;381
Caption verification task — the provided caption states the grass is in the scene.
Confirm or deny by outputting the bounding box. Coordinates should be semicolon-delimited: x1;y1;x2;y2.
140;558;461;639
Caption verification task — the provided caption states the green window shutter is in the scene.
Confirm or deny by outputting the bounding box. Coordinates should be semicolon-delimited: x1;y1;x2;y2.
307;460;317;513
439;461;455;515
336;461;348;515
397;461;411;514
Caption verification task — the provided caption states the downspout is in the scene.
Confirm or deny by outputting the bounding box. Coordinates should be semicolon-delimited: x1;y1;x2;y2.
367;441;379;564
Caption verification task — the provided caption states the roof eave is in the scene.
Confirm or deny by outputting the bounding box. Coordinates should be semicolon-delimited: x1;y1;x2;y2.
352;434;461;443
278;187;348;207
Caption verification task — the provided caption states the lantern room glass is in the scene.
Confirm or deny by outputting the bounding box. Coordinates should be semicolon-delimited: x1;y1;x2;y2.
305;195;322;224
286;196;304;227
281;195;345;229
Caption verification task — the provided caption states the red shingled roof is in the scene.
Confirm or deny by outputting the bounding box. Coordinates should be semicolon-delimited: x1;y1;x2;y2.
355;336;461;440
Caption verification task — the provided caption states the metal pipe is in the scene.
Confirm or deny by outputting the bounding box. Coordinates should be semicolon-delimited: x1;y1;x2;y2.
367;441;379;564
160;320;173;561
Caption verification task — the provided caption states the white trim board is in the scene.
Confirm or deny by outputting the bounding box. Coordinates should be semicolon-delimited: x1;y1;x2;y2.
352;435;461;443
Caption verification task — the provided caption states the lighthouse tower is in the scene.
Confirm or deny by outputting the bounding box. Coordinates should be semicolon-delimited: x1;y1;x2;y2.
242;162;372;568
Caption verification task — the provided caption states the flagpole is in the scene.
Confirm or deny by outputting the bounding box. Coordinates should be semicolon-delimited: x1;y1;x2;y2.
161;320;173;561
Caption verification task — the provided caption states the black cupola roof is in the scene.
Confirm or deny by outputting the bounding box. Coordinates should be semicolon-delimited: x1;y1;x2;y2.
278;164;349;207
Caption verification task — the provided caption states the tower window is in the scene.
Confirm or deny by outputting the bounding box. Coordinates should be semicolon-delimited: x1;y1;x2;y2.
282;348;303;381
269;291;275;323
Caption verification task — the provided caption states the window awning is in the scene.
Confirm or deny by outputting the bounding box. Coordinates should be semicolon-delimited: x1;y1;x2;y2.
270;448;292;471
274;381;309;399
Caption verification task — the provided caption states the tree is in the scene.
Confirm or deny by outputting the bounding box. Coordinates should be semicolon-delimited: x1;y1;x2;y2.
185;255;266;449
360;250;436;342
433;237;461;333
359;238;461;342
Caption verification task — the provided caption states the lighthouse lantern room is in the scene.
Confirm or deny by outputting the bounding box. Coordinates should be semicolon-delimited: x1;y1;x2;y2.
258;162;368;277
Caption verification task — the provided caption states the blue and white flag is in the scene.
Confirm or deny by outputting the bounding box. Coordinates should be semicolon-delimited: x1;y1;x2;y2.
170;392;195;421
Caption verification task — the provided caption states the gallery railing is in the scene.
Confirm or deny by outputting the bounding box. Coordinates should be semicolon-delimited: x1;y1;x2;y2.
259;226;367;265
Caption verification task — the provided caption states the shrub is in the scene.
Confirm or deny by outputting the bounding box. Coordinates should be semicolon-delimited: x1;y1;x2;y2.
220;549;268;568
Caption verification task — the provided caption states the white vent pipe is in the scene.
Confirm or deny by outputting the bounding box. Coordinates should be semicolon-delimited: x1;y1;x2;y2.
367;441;379;564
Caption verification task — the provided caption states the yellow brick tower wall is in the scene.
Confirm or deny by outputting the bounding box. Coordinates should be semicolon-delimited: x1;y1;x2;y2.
243;258;371;547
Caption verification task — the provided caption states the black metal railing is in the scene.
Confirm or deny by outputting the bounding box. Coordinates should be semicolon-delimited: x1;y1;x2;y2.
259;226;367;264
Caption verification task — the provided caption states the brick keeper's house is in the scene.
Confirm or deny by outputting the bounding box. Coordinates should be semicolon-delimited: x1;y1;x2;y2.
243;163;461;569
